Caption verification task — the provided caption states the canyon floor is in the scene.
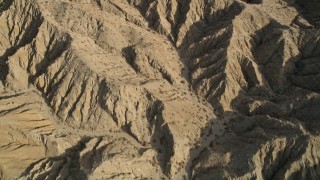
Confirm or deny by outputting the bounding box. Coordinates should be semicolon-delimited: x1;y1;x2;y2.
0;0;320;179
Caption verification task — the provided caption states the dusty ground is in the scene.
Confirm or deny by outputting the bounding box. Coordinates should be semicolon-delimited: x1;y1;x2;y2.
0;0;320;179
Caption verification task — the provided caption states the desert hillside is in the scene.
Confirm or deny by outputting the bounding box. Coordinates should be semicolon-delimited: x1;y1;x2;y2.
0;0;320;179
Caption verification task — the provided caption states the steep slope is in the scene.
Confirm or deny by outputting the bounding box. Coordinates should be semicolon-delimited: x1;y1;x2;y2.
0;0;320;179
0;90;55;179
1;0;214;178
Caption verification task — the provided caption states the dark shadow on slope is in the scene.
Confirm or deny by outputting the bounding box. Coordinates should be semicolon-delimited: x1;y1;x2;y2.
0;2;43;84
241;0;262;4
0;0;13;15
295;0;320;27
131;0;159;29
232;20;294;117
174;1;243;116
199;116;311;179
172;0;192;44
21;137;91;179
289;28;320;93
122;45;140;73
122;45;174;85
288;29;320;135
181;3;247;177
288;164;320;179
30;32;71;81
221;20;320;179
178;1;244;51
97;80;119;125
186;11;320;179
147;100;174;176
79;137;111;174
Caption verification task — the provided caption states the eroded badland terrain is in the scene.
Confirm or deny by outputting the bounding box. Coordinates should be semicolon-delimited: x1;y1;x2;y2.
0;0;320;179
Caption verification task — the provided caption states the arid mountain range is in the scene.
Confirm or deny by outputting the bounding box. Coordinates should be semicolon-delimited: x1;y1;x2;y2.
0;0;320;179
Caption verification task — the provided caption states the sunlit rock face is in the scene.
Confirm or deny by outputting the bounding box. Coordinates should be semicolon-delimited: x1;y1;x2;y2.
0;0;320;179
